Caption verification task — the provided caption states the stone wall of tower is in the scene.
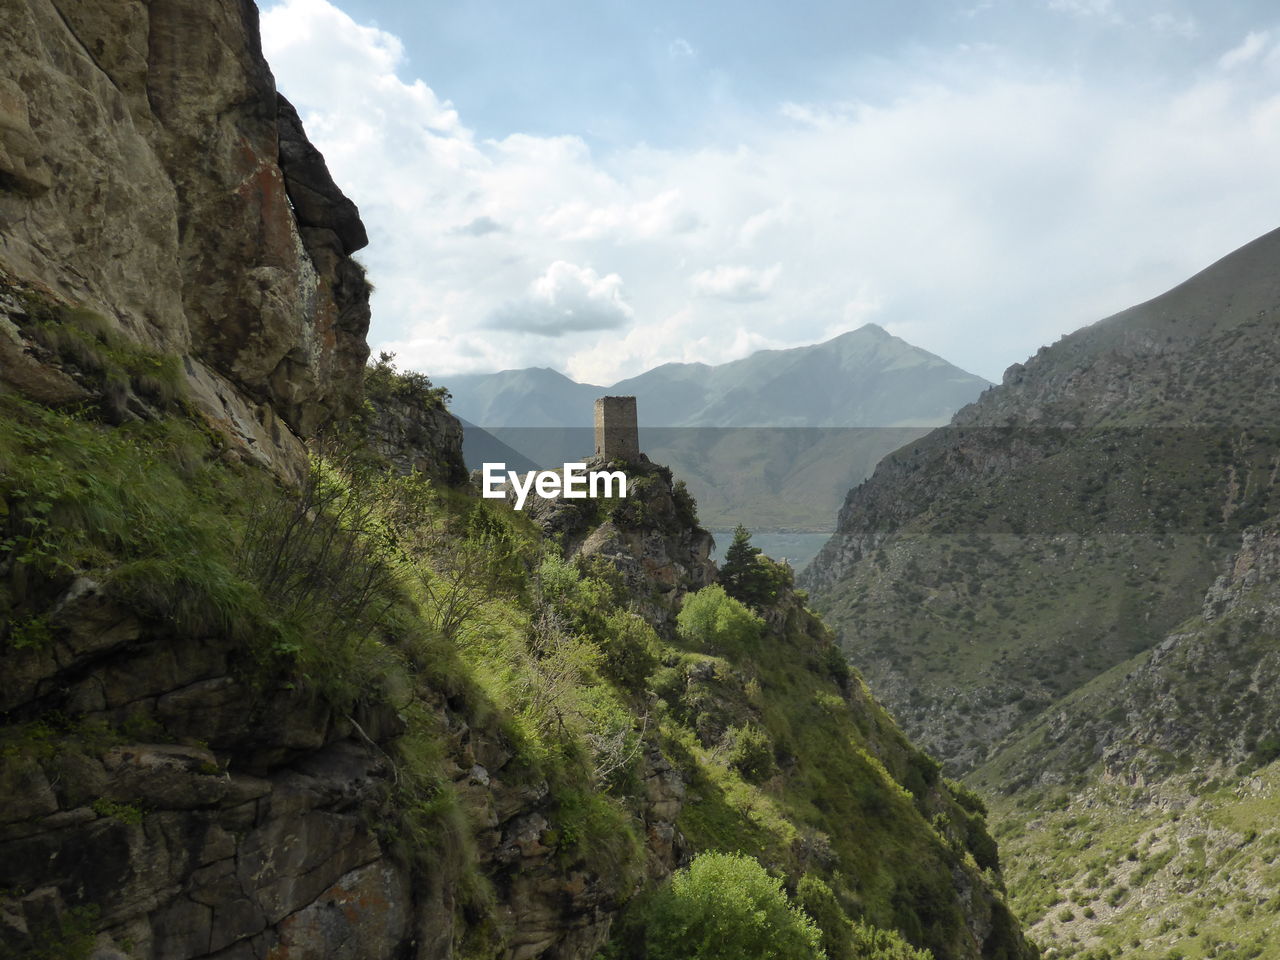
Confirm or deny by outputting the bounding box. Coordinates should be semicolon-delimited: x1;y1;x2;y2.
594;396;639;461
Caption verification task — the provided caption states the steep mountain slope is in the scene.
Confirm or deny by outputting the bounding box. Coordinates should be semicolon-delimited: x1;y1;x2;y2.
445;325;990;429
804;226;1280;772
444;367;599;429
618;324;990;428
0;3;1036;959
972;518;1280;956
803;227;1280;959
458;417;540;474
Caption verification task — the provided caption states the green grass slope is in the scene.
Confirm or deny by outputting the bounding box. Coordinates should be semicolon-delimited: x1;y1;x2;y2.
970;518;1280;958
0;287;1033;959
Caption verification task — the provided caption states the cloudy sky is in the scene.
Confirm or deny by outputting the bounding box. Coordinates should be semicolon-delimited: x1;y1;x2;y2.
260;0;1280;385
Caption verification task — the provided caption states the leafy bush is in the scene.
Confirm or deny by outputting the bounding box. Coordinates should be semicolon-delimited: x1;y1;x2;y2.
797;875;934;960
944;777;988;818
597;609;662;692
677;585;764;655
673;478;700;529
728;724;778;784
535;555;659;692
364;351;451;409
642;852;825;960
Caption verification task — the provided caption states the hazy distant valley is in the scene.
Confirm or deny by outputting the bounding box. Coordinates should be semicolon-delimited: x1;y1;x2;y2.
445;324;990;548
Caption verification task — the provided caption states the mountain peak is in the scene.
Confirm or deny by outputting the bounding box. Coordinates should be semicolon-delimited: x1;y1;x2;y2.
445;327;988;428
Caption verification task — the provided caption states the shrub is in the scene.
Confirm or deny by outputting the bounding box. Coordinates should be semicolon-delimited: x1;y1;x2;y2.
677;585;764;656
673;478;700;529
238;453;401;650
944;777;989;818
643;852;824;960
822;643;851;687
364;351;451;408
728;724;778;784
597;609;662;692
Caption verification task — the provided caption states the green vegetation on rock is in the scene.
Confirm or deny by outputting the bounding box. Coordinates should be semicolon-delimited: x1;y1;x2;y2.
621;852;825;960
0;312;1032;959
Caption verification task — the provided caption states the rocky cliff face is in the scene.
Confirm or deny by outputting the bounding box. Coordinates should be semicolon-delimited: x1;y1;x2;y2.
523;457;716;623
366;396;468;487
0;4;1037;958
0;573;686;960
0;0;370;466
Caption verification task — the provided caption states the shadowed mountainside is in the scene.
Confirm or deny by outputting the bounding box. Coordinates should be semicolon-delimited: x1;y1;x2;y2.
804;226;1280;957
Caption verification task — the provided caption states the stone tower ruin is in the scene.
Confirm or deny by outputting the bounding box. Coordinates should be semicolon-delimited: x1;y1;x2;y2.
594;396;639;461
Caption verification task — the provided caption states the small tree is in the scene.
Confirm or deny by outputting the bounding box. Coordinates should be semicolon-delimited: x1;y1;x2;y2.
719;525;790;608
677;584;763;655
644;852;825;960
728;723;777;784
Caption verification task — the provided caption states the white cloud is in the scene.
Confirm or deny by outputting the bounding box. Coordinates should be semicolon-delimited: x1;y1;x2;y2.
669;37;696;59
261;0;1280;385
1046;0;1121;22
262;0;462;135
735;204;792;247
691;263;782;301
1219;31;1271;70
487;262;634;336
540;190;699;242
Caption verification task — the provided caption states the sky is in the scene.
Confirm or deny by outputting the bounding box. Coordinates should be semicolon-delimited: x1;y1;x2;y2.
260;0;1280;385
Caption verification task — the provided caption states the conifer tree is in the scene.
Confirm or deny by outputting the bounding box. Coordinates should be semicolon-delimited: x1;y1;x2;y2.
719;525;788;608
720;524;761;597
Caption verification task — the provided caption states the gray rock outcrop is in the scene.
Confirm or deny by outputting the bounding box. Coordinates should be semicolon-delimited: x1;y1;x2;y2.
0;0;371;463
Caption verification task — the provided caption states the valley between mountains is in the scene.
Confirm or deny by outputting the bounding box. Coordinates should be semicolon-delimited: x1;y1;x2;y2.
2;3;1021;959
803;226;1280;959
2;2;1279;960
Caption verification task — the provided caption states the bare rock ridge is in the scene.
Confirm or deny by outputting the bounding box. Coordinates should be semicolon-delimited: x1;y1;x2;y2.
0;0;370;461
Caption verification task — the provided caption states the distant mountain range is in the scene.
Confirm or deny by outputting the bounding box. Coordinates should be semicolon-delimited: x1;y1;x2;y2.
444;323;991;428
440;325;991;537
